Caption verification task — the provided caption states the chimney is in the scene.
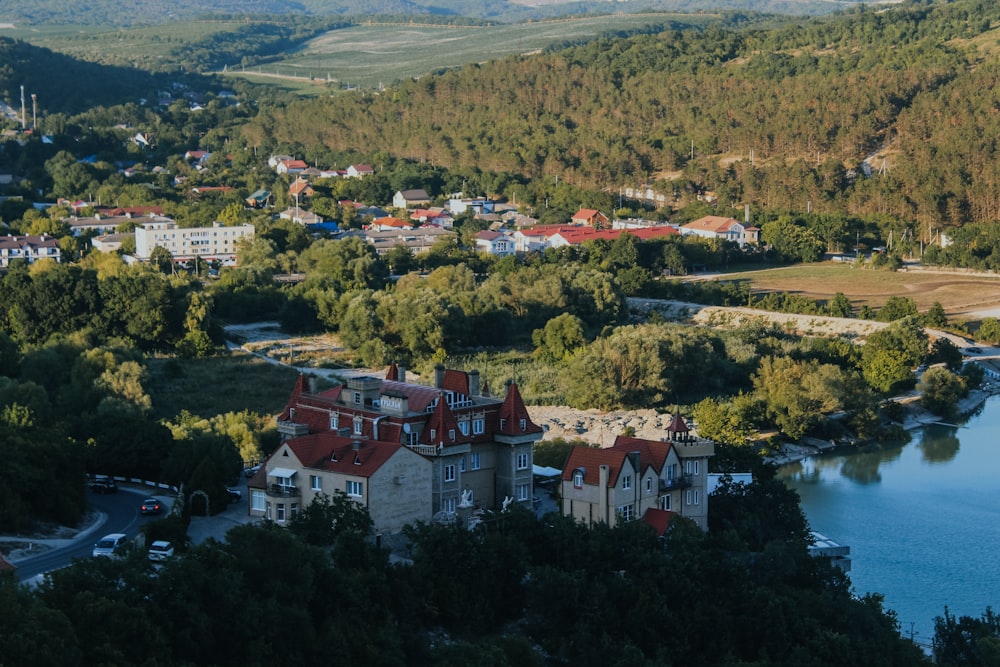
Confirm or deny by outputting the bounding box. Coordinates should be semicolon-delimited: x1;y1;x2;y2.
435;364;445;389
307;375;317;393
352;440;363;451
599;464;610;524
398;364;406;384
469;370;480;397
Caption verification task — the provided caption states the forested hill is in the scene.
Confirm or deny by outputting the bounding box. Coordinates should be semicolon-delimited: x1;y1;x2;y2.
1;0;867;27
0;38;164;114
242;0;1000;228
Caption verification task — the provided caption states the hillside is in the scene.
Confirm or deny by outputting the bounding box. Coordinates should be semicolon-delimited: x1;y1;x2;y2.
0;0;866;26
235;0;1000;228
0;38;168;114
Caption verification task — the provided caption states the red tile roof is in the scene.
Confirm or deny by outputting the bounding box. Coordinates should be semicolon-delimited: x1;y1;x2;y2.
284;433;403;478
641;508;678;536
423;393;460;446
561;447;628;486
682;215;741;234
497;382;543;436
441;369;470;395
611;436;674;474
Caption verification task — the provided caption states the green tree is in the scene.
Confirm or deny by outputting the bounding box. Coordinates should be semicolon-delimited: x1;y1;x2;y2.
978;317;1000;345
918;367;966;418
876;296;919;322
288;491;374;547
827;292;854;318
532;313;586;362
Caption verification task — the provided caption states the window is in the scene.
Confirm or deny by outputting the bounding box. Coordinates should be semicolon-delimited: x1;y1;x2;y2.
290;503;299;519
448;429;456;441
516;484;529;501
460;456;467;472
618;504;635;522
310;475;322;491
661;495;671;511
353;391;362;405
444;465;456;482
406;431;418;447
265;501;272;519
645;477;652;493
684;460;691;474
347;480;363;497
499;418;506;431
473;418;484;435
329;414;338;430
516;453;529;470
693;460;700;476
353;416;363;435
685;460;700;476
519;418;527;430
443;497;456;513
471;452;481;470
693;490;700;505
623;474;632;490
573;471;584;489
459;421;470;436
251;489;265;511
277;474;294;489
276;503;286;522
429;428;437;441
686;490;700;506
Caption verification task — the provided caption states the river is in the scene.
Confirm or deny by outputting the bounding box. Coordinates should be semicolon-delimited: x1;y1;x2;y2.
778;396;1000;647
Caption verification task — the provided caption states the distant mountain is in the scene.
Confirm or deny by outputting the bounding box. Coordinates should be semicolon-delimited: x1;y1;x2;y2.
0;38;166;115
1;0;869;26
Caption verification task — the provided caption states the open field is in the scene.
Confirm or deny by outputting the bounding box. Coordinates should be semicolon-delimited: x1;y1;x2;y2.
709;263;1000;319
223;13;709;90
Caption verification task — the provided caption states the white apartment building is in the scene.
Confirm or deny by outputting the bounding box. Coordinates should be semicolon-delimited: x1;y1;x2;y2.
134;220;254;265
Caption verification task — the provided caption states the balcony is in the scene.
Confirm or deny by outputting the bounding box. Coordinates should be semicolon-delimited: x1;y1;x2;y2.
266;484;301;498
277;420;309;437
660;475;691;492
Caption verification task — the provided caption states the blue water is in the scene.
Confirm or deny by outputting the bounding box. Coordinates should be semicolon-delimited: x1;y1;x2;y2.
778;397;1000;645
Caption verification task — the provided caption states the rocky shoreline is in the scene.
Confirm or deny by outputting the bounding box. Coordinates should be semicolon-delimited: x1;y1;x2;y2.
526;386;999;467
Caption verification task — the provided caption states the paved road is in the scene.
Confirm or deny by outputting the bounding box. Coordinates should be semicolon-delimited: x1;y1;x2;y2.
14;489;163;583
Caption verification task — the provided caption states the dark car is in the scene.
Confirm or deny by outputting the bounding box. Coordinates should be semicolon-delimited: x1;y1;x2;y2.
91;478;118;494
226;488;242;504
140;498;163;515
966;346;983;354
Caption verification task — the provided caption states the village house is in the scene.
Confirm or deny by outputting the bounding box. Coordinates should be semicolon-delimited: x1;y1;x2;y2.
250;365;544;533
393;189;432;210
245;189;272;209
680;215;759;247
288;177;316;200
276;159;309;175
560;414;715;530
571;208;610;229
364;227;455;256
475;230;516;257
0;234;60;268
278;207;325;226
346;164;374;178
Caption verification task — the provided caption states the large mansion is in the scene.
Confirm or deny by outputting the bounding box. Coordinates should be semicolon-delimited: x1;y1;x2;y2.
249;365;544;533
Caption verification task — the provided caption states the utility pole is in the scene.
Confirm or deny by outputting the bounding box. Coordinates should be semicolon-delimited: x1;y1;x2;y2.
31;94;37;131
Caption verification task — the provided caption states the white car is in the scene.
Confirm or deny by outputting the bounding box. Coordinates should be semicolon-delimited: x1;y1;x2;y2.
147;540;175;562
93;533;127;558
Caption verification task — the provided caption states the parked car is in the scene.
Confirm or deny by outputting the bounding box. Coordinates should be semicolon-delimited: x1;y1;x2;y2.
147;540;175;562
92;533;127;558
966;346;983;354
140;498;163;515
90;478;118;494
226;488;242;503
243;465;261;478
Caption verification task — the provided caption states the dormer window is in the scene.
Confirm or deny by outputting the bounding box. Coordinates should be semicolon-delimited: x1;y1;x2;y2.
430;428;437;441
353;416;363;435
499;418;506;431
573;470;584;489
459;421;470;436
329;414;338;430
449;429;456;441
519;419;526;431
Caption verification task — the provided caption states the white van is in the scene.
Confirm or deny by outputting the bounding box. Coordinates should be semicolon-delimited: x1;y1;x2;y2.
92;533;128;558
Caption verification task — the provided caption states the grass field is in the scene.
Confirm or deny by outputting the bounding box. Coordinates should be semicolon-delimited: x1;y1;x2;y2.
712;263;1000;319
146;352;300;421
223;13;710;90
